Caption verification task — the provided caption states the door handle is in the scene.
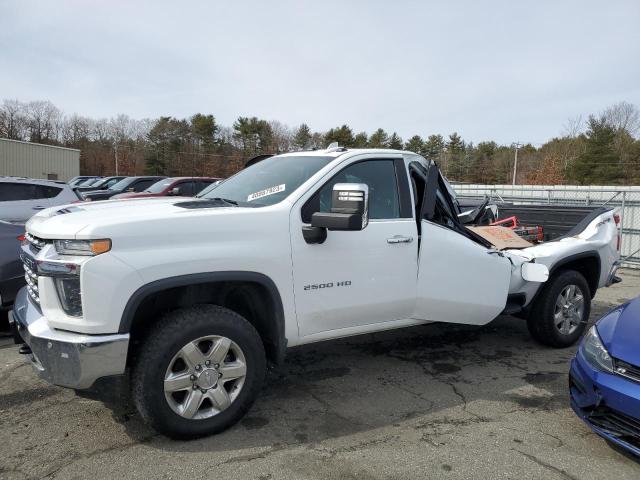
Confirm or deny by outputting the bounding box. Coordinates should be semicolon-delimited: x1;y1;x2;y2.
32;206;46;210
387;235;413;244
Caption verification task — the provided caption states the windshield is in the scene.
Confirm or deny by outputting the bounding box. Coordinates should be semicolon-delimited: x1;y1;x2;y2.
145;179;175;193
108;177;136;191
83;178;104;187
103;178;121;188
198;155;334;207
197;180;222;197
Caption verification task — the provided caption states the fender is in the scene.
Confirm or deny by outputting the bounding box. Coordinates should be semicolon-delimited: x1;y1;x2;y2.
548;251;601;287
118;271;287;360
524;251;601;314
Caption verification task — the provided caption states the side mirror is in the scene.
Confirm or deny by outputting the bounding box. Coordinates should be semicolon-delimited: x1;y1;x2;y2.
127;187;135;192
304;184;369;244
170;187;180;195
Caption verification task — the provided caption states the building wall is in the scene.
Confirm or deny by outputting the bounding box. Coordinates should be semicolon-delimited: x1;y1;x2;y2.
0;138;80;181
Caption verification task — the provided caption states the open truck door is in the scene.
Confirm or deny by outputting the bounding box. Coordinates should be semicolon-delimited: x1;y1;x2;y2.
411;163;511;325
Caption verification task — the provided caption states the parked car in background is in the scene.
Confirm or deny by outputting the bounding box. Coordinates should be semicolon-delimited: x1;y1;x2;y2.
111;177;220;199
0;220;24;317
76;178;105;187
82;176;166;201
74;176;127;193
0;178;81;223
68;176;102;186
570;296;640;457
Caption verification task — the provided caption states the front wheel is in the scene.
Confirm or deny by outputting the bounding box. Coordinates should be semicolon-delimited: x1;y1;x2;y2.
132;305;266;439
527;270;591;348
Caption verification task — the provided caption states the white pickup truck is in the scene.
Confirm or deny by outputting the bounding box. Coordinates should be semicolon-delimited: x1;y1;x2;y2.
10;147;621;438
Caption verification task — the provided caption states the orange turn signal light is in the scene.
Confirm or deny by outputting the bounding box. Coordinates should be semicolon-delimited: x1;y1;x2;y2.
90;239;112;255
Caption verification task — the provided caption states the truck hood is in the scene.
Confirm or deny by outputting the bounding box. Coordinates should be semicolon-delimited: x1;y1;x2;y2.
597;297;640;367
26;197;243;239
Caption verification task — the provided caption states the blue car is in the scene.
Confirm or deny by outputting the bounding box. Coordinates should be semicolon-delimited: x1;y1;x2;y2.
570;296;640;456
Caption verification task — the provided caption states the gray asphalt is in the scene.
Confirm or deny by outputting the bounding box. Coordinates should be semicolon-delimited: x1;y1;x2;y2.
1;270;639;480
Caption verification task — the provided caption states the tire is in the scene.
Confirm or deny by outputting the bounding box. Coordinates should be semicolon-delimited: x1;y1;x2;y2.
527;270;591;348
132;305;266;439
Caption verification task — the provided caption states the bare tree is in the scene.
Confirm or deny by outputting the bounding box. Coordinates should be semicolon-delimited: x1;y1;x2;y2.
91;118;111;143
603;101;640;136
0;99;27;139
268;120;292;153
26;100;61;143
61;113;91;146
562;115;583;138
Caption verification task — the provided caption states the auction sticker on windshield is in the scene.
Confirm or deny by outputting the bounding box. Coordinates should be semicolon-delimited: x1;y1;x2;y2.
247;184;285;202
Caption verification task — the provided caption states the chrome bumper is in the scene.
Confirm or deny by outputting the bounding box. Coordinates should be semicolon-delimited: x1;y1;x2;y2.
9;287;129;389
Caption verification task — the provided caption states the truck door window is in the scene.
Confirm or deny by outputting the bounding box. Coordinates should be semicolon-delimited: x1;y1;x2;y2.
302;160;400;222
434;189;457;229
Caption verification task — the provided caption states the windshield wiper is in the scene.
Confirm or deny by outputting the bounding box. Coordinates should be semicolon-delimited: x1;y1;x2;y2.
208;197;238;206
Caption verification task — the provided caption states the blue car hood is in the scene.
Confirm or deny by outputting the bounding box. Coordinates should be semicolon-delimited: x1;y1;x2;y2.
597;296;640;366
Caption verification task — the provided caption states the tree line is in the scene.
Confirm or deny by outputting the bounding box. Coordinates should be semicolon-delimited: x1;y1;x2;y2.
1;98;639;185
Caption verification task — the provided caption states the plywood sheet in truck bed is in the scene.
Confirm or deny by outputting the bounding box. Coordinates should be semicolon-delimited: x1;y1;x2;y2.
467;225;534;250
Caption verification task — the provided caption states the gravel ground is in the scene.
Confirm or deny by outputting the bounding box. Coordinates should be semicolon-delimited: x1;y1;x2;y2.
1;270;639;480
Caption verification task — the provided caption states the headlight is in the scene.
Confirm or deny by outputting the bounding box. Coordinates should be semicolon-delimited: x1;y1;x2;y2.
54;277;82;317
581;325;614;373
54;239;111;256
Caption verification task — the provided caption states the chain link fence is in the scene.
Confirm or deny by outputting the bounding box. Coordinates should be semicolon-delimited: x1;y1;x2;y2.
452;184;640;269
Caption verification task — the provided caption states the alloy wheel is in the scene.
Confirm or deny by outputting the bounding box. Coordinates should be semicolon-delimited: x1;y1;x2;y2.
164;335;247;419
553;284;585;336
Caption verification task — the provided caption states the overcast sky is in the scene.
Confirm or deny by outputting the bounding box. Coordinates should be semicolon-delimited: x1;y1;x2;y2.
1;0;639;145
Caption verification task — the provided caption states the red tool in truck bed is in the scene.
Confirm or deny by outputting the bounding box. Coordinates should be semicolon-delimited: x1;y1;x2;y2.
490;216;544;243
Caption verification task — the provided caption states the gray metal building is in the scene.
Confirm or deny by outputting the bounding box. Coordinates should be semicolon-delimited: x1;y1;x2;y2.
0;138;80;181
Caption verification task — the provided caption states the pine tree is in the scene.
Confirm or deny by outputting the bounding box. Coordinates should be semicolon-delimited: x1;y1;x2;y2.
292;123;312;150
571;116;622;184
445;133;465;179
324;125;355;147
389;132;403;150
353;131;368;147
405;135;424;154
368;128;389;148
423;134;444;158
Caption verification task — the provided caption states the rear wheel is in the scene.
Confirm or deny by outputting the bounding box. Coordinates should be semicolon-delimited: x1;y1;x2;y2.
132;305;266;438
527;270;591;348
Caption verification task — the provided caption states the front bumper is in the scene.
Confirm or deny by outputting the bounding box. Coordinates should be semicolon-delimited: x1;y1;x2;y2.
570;353;640;457
9;287;129;389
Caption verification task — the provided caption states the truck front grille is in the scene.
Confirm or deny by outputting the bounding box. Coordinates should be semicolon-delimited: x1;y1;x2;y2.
24;232;47;255
614;359;640;384
23;260;40;305
22;232;48;305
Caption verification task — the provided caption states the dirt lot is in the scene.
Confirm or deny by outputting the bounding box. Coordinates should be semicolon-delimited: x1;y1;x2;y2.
1;270;639;480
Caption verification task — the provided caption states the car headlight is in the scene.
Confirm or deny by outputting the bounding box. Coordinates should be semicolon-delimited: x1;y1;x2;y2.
54;239;111;256
581;325;614;373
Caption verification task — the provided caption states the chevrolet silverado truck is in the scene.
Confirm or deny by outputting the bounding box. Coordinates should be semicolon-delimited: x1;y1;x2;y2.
10;147;621;438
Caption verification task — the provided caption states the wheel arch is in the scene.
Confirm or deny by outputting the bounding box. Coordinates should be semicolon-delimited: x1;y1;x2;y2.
547;251;601;298
120;272;287;365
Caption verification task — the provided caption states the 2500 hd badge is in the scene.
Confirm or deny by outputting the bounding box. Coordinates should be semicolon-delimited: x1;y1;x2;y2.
304;280;352;291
